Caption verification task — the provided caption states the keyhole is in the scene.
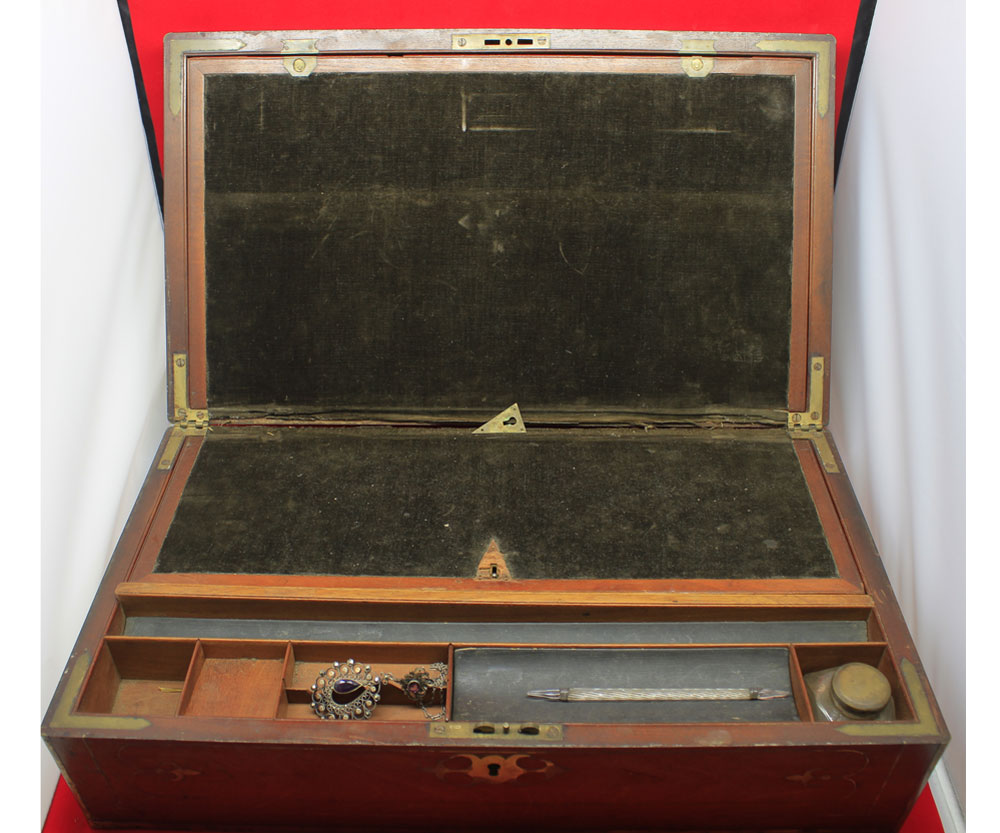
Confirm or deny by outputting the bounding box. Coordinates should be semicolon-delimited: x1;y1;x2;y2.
503;417;517;426
491;564;498;578
487;763;501;777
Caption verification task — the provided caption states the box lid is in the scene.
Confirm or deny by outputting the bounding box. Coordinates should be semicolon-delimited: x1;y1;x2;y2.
164;30;834;426
119;4;875;208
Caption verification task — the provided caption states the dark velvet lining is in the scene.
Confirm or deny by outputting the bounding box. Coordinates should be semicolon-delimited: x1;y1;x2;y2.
155;429;835;579
203;71;796;414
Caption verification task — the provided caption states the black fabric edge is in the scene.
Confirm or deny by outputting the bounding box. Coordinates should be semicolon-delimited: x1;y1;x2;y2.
834;0;878;184
116;0;165;216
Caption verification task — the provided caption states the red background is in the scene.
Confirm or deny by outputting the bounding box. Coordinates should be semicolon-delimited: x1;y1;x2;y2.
45;775;945;833
123;0;864;175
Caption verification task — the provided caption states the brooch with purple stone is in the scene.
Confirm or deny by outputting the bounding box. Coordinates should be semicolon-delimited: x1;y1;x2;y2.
311;660;381;720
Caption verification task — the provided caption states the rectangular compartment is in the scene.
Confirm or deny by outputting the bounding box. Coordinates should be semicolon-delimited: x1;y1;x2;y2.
451;646;799;724
178;640;287;718
76;638;196;716
279;642;450;721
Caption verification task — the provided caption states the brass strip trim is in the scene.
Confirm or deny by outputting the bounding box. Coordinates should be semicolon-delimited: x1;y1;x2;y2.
789;428;840;474
430;721;563;740
48;654;151;731
157;427;187;471
809;432;839;474
168;38;246;117
756;38;833;118
837;659;941;738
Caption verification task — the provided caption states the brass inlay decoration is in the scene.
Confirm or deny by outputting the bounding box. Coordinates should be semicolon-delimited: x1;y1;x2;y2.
432;752;562;784
452;33;551;50
474;403;526;434
172;353;209;430
756;38;833;118
48;654;151;731
282;39;319;77
430;722;563;741
168;38;246;117
837;659;941;738
788;356;825;430
476;539;512;580
680;40;716;78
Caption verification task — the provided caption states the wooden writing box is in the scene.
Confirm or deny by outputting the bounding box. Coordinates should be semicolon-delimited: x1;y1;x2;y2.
43;30;947;832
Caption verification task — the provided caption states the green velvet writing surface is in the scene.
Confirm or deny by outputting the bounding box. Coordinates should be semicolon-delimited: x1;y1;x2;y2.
201;71;796;415
155;429;835;580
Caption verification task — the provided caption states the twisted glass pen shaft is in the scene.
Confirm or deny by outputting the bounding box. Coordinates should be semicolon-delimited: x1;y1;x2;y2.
526;687;789;702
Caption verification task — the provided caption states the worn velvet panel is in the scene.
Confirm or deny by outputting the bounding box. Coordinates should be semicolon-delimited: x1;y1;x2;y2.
202;71;796;415
154;429;835;579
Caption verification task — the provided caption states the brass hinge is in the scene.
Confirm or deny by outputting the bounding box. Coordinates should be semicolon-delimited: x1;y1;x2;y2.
172;353;209;430
787;356;838;473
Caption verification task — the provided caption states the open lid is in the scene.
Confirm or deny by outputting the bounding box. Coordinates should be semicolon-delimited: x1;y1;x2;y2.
121;3;875;207
164;31;834;425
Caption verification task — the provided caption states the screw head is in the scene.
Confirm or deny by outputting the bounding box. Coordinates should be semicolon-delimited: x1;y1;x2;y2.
457;37;467;46
691;57;704;71
813;361;823;371
292;58;306;72
175;357;186;367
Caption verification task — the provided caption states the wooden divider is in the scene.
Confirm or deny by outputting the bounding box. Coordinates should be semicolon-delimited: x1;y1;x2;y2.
74;637;911;725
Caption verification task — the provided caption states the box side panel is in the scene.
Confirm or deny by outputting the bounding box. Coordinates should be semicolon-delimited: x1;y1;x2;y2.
73;736;940;832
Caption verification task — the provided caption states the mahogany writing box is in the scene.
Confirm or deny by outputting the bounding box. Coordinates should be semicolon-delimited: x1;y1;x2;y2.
43;30;947;832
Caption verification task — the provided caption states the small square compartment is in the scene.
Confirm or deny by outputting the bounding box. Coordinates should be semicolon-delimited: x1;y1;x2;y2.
76;638;196;716
793;644;914;722
179;641;287;718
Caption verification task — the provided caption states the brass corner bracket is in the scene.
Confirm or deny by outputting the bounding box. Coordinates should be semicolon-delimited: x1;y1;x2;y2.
171;353;209;429
788;357;825;430
168;37;246;116
756;38;833;118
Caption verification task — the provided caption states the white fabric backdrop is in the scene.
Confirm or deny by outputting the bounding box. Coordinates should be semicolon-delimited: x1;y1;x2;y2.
830;0;966;811
39;0;966;822
40;0;167;822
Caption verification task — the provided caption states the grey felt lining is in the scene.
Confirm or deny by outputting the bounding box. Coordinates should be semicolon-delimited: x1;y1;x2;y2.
451;647;798;723
124;618;867;644
153;428;835;580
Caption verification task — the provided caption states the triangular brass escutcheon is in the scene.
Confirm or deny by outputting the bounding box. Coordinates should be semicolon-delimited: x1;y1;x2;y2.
476;539;512;580
473;403;526;434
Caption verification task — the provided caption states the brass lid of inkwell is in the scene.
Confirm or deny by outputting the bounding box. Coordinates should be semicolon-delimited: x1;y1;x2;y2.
831;663;892;716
